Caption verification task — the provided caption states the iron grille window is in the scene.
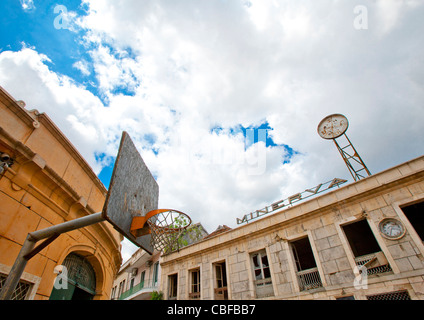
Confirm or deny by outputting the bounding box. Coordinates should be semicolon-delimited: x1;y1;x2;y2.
0;274;31;300
366;290;411;300
62;253;96;294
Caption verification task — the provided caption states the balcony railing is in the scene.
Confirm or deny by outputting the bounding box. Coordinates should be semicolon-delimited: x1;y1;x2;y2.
214;287;228;300
296;267;323;291
189;291;201;300
119;279;158;300
354;251;392;276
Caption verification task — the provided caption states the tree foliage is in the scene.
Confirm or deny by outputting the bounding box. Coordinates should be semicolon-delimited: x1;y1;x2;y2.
162;217;204;254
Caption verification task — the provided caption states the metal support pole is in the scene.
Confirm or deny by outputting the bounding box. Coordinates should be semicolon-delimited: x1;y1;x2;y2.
0;235;36;300
29;212;104;242
0;212;104;300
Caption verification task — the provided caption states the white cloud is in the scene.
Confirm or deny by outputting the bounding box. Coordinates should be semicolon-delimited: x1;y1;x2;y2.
2;0;424;261
20;0;35;11
0;48;107;173
73;59;91;76
375;0;422;35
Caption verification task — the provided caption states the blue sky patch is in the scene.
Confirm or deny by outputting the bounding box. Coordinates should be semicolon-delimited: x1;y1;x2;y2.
0;1;99;92
0;1;141;106
98;161;114;189
211;121;298;164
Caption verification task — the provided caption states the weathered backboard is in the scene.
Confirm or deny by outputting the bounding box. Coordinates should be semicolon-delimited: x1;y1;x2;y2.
102;131;159;255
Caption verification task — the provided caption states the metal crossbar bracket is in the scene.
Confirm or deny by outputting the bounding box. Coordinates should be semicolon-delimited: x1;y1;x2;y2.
23;234;60;260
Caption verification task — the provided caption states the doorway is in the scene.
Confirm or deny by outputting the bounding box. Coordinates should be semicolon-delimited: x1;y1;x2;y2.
213;261;228;300
50;253;97;300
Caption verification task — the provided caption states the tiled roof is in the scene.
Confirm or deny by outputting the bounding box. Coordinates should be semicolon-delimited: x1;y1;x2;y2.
203;225;232;240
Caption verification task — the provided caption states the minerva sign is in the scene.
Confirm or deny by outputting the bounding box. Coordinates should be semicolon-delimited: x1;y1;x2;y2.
236;178;348;224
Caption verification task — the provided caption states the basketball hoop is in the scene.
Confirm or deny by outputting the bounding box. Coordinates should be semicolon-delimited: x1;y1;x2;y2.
130;209;192;252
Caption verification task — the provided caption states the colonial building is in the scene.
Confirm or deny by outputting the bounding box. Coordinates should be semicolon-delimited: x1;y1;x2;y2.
0;86;122;300
159;155;424;300
112;222;209;300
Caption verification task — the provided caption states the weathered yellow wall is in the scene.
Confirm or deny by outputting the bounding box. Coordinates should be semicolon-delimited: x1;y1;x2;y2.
0;86;122;300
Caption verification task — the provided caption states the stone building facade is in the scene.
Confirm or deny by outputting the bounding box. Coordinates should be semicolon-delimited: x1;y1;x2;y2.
160;155;424;300
111;249;161;300
0;86;122;299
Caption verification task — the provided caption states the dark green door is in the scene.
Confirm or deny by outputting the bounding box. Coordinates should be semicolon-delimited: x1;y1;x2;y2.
50;253;96;300
50;282;76;300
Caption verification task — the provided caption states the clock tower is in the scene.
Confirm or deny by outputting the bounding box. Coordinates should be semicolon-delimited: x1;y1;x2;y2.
317;114;371;181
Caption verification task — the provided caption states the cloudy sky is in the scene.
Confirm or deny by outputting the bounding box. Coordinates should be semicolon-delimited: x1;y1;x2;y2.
1;0;423;262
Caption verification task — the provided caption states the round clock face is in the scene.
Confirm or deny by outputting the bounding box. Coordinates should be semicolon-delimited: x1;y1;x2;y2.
379;218;405;240
317;114;349;139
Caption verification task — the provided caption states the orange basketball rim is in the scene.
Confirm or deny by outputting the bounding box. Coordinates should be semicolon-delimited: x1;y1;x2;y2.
130;209;192;251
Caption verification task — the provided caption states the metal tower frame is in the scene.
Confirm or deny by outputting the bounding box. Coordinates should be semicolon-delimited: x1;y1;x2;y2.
333;133;371;181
